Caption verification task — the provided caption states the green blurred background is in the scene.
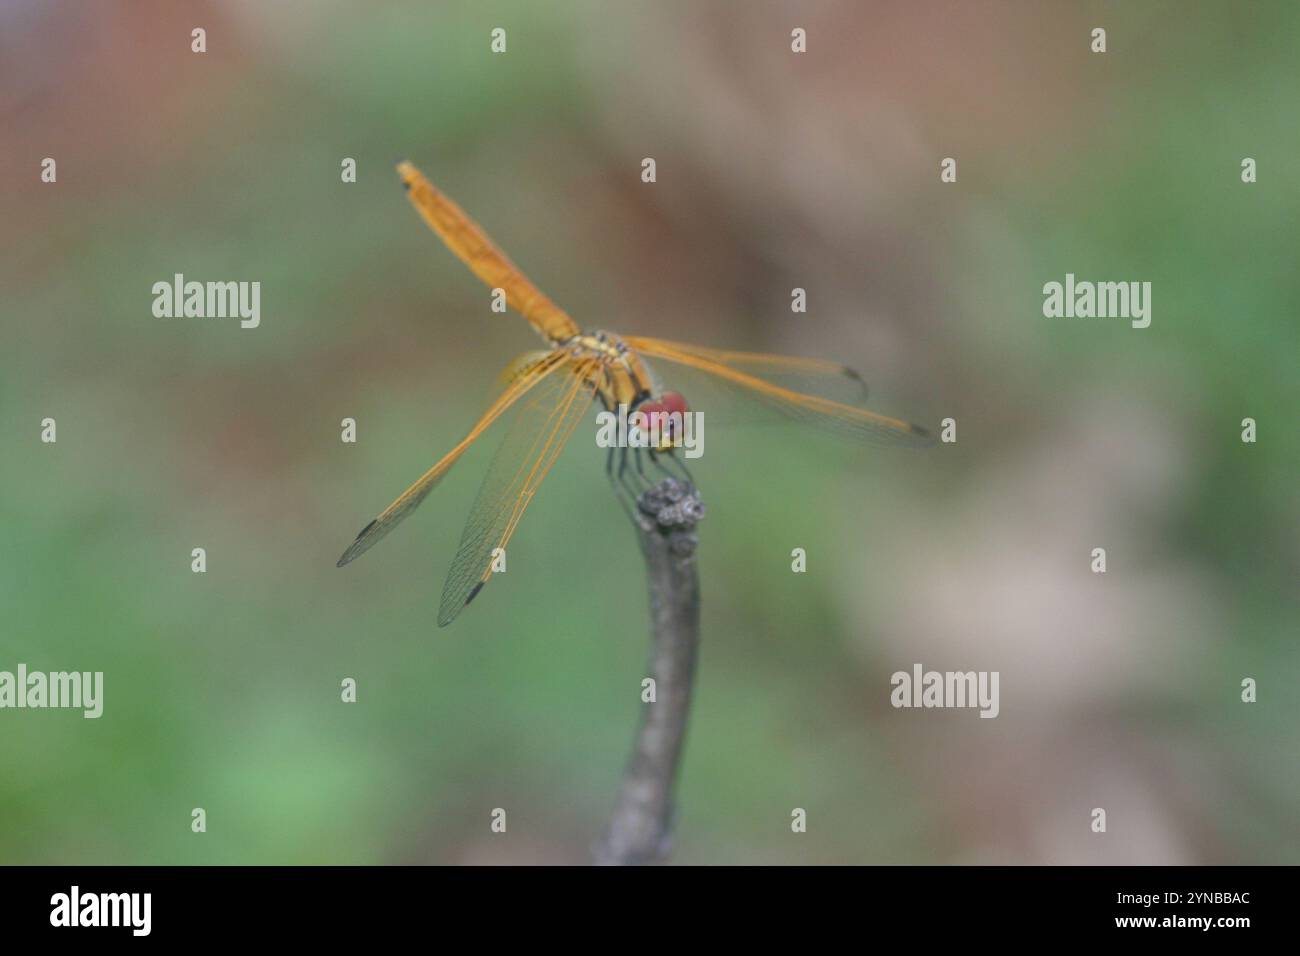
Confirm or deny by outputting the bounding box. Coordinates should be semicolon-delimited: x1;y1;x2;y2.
2;0;1296;864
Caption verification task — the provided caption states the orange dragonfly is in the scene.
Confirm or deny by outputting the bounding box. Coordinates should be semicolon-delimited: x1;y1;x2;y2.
338;161;932;625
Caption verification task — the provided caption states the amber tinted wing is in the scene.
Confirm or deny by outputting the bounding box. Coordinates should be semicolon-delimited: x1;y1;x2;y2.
437;357;601;626
397;162;580;342
624;336;932;447
627;336;870;406
336;350;570;568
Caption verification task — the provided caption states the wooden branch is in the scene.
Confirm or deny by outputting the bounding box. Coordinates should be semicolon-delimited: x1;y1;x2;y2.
594;476;705;865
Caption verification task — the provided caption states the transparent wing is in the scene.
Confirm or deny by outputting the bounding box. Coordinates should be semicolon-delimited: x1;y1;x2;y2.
624;335;932;447
397;161;580;343
437;357;601;626
336;350;570;568
630;337;870;406
496;349;554;389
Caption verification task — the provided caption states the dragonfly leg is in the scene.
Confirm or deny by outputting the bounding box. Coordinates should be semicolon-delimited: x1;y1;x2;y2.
616;445;641;500
632;446;653;490
659;448;695;486
647;448;675;482
606;443;637;521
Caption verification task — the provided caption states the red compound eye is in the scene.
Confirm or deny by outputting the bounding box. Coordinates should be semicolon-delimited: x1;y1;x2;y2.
659;391;689;415
638;391;687;418
637;392;689;445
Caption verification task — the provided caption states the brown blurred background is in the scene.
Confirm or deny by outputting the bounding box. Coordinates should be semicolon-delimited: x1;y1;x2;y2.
1;0;1296;864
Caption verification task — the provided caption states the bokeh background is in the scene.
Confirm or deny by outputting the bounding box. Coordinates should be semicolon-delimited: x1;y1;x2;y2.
2;0;1296;865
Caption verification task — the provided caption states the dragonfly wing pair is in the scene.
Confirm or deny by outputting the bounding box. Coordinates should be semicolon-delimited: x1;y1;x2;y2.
338;350;600;626
624;336;932;447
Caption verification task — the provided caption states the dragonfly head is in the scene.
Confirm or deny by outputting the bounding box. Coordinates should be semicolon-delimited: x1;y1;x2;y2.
636;391;691;450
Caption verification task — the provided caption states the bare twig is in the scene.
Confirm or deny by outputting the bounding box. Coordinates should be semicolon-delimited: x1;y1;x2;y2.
594;477;705;865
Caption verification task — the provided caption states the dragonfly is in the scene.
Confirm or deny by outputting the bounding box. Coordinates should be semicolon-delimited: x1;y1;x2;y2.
337;161;932;626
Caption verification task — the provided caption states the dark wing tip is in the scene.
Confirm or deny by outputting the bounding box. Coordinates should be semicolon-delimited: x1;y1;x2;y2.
336;518;378;567
438;580;485;627
841;365;869;399
909;423;937;446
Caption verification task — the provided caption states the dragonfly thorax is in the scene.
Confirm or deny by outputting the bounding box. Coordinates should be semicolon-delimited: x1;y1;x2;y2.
564;330;663;412
566;329;628;360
